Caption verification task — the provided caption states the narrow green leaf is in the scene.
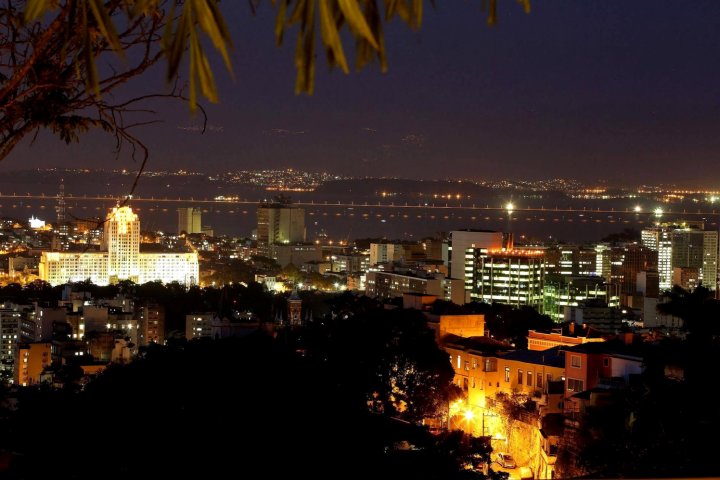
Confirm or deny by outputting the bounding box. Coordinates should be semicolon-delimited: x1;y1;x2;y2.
412;0;423;29
24;0;53;22
487;0;497;25
289;0;306;25
338;0;378;49
294;26;306;93
80;0;99;97
294;0;316;94
319;0;349;74
384;0;397;21
370;1;388;72
160;1;177;52
129;0;161;18
192;33;218;103
194;0;234;76
165;2;191;82
393;1;411;23
88;0;124;54
275;0;289;45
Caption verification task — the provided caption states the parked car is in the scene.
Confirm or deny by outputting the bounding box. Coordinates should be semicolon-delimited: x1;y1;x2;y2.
496;452;517;469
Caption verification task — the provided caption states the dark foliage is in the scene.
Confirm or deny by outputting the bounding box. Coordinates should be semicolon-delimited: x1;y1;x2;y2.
557;337;720;478
600;228;641;244
0;307;492;479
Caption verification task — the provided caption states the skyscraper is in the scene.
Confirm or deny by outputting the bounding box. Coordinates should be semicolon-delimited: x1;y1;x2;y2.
641;227;673;290
609;243;658;296
256;198;306;258
104;206;140;283
39;206;199;286
0;305;37;380
443;230;504;302
178;207;202;234
468;248;545;310
642;222;718;291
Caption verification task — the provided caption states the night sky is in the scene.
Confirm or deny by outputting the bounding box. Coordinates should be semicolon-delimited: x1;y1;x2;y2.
5;1;720;185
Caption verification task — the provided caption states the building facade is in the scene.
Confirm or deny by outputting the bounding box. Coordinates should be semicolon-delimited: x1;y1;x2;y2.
446;230;505;290
0;305;37;380
138;302;165;346
39;206;199;286
186;313;215;340
178;207;202;234
642;222;717;291
256;200;306;257
15;342;52;386
103;206;140;283
369;243;406;266
365;271;466;305
469;248;545;309
543;274;620;321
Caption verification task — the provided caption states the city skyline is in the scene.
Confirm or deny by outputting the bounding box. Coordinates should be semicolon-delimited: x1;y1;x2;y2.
1;3;718;479
2;1;720;185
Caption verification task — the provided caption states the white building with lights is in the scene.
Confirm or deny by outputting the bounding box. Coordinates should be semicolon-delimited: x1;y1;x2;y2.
468;248;546;310
39;206;198;286
641;221;717;291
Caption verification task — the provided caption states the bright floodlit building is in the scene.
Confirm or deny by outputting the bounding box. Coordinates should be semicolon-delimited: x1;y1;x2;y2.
39;206;199;286
468;248;546;310
641;221;718;291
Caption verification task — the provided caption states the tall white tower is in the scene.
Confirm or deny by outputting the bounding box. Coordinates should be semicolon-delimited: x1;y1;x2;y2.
104;206;140;283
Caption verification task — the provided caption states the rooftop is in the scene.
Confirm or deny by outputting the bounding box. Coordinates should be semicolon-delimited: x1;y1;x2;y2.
563;336;646;359
441;334;512;355
499;346;566;368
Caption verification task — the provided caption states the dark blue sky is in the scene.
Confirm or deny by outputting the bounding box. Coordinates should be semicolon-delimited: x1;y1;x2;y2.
5;1;720;185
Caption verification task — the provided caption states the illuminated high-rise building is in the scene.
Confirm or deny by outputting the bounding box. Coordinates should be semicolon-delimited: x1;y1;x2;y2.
642;221;717;291
609;243;658;297
469;248;546;310
445;230;505;300
369;243;406;266
256;197;306;258
544;245;597;276
0;305;37;381
104;206;140;283
178;207;202;234
39;206;198;286
641;227;673;290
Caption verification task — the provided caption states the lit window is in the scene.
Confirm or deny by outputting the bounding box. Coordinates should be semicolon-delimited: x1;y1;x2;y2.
567;378;584;392
504;367;510;382
571;355;581;368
